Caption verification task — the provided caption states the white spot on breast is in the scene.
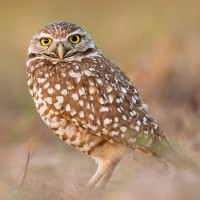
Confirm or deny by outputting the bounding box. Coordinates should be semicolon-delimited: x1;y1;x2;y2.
71;118;78;124
78;111;84;118
134;88;138;93
29;89;33;96
113;123;118;128
61;89;68;96
108;95;113;103
95;78;103;85
71;137;81;146
50;121;59;129
130;110;137;116
132;96;137;103
47;88;54;94
120;126;127;133
154;123;158;129
135;126;140;132
46;97;52;104
72;93;79;101
79;87;86;96
92;126;98;131
45;110;53;118
109;138;114;143
62;73;66;78
86;102;90;109
54;102;61;109
27;78;33;86
82;144;90;151
40;78;47;83
67;83;74;90
106;85;113;93
121;87;127;94
102;128;108;133
134;95;139;100
143;117;147;124
38;87;42;94
56;127;65;136
50;117;59;128
96;119;101;125
103;118;110;126
89;114;94;120
122;115;127;120
144;130;149;135
38;105;47;115
89;67;95;71
69;69;82;77
141;103;148;111
89;86;96;94
120;106;124;111
56;96;64;104
84;70;93;76
110;131;118;136
88;79;95;86
45;119;51;126
66;104;71;111
43;82;50;89
114;117;119;122
136;120;141;126
45;73;49;78
117;107;122;113
55;84;61;90
99;97;104;104
70;109;77;116
96;132;101;137
75;76;81;83
33;85;37;93
89;96;94;100
100;106;109;112
79;99;84;106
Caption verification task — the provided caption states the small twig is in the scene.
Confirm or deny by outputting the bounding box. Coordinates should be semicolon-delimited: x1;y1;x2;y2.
19;137;32;191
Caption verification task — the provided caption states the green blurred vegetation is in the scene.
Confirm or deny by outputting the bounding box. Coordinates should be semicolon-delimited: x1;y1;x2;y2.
0;0;200;199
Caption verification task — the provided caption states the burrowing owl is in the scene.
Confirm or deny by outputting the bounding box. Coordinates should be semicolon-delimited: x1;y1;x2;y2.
27;22;179;190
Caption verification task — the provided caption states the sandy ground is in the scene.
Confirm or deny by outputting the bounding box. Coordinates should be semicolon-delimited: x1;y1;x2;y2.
1;135;200;200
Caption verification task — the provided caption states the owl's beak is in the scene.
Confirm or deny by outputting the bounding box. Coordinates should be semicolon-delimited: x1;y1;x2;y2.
56;43;66;60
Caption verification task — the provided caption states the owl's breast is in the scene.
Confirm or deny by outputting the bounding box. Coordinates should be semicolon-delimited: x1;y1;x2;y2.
27;61;106;153
28;60;138;140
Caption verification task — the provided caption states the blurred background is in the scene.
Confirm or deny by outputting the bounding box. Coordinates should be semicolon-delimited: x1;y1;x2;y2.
0;0;200;199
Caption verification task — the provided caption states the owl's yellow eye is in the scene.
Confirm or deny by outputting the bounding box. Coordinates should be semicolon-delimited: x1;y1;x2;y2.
40;38;52;46
68;35;81;44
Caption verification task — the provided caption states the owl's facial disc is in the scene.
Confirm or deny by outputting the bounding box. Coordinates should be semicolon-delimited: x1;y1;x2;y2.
29;29;97;61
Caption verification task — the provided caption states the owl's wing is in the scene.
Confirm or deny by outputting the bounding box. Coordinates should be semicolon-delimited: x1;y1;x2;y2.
41;57;175;160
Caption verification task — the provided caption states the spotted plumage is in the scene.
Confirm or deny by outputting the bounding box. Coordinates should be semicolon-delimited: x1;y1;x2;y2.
27;21;179;190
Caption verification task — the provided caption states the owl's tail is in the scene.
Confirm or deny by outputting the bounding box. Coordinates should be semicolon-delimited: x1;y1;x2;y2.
152;136;199;171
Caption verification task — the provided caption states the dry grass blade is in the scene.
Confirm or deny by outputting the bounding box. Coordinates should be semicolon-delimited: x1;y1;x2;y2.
19;138;32;191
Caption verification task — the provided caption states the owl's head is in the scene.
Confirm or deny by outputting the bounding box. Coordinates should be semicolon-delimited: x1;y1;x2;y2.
28;22;99;61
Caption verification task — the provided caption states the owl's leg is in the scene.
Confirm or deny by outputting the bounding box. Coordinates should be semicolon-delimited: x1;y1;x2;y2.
87;141;129;191
87;158;120;190
96;159;120;190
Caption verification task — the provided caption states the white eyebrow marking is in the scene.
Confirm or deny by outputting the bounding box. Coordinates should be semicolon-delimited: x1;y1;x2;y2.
67;29;83;37
34;33;53;40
